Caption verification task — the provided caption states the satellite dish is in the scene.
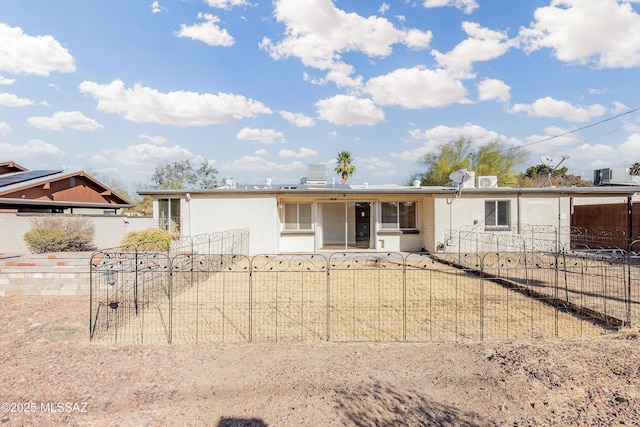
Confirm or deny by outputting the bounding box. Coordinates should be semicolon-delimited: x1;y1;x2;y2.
449;169;470;186
541;155;553;166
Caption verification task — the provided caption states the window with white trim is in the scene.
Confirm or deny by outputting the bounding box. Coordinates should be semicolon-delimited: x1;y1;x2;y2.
484;200;510;228
158;198;181;232
380;201;416;230
283;203;312;230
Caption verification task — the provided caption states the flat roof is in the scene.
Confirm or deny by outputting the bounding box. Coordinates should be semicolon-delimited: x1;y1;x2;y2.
138;184;640;197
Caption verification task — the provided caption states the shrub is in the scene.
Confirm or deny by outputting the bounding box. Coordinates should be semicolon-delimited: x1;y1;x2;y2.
23;227;68;253
121;229;175;251
23;216;96;253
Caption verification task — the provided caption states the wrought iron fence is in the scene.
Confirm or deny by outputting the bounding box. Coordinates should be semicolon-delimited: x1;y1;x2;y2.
446;225;559;254
90;237;638;345
89;229;249;344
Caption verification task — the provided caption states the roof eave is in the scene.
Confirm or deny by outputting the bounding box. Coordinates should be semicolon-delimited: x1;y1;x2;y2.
0;198;133;209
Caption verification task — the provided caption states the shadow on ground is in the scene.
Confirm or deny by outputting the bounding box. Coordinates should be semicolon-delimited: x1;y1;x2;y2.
217;417;267;427
335;380;487;426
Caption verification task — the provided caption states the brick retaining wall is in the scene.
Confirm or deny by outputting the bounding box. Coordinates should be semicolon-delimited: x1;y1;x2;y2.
0;253;91;296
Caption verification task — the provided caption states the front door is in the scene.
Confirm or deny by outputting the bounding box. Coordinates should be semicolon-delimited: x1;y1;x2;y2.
354;202;371;248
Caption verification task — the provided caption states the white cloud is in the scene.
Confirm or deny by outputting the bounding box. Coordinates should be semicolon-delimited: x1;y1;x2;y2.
611;101;630;114
79;79;272;126
0;139;63;161
575;142;618;160
175;13;234;47
0;23;75;76
365;67;467;108
150;1;165;14
27;111;103;131
519;0;640;68
393;123;514;160
0;122;11;135
0;92;34;107
423;0;479;15
588;88;607;96
220;155;305;173
432;22;512;77
254;149;268;156
260;0;432;87
91;154;109;164
279;147;318;158
0;75;15;85
358;157;396;177
115;143;203;166
618;133;640;157
523;126;581;155
378;3;390;14
316;95;385;125
570;142;623;173
204;0;249;8
236;127;285;144
279;111;316;127
477;78;511;102
511;97;607;122
139;134;167;144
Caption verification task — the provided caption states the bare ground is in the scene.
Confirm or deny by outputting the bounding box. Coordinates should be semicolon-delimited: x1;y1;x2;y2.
1;296;639;426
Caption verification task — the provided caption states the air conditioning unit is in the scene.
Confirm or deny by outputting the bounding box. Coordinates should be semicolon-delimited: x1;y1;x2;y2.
477;176;498;188
461;171;475;188
306;164;327;185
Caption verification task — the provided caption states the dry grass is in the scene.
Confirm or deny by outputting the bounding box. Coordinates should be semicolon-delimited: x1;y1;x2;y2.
91;255;608;344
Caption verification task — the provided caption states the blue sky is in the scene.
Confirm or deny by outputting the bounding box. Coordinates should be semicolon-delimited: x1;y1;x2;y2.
2;0;640;190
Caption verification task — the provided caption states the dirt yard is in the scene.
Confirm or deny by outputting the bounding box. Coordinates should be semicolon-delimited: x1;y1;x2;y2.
1;296;639;426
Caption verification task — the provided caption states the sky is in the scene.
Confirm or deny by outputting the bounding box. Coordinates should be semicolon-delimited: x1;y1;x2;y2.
2;0;640;191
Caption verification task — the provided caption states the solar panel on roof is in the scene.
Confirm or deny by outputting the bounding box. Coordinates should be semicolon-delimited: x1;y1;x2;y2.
0;170;63;188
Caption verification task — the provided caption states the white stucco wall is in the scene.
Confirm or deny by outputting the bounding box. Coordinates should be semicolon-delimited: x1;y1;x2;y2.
280;233;315;253
0;213;150;253
432;193;570;251
181;195;279;254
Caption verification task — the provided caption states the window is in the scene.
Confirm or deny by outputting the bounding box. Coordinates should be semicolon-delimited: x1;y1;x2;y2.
284;203;312;230
485;200;510;228
380;201;416;230
158;198;181;232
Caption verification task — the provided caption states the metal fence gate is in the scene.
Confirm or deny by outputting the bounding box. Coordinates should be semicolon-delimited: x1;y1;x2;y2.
90;242;638;345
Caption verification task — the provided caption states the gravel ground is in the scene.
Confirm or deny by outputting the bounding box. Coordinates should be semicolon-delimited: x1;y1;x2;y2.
1;296;639;426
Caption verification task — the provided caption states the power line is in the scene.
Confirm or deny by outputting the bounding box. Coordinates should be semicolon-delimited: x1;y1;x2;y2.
509;106;640;151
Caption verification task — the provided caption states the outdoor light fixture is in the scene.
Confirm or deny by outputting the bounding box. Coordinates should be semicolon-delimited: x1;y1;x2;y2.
104;270;117;286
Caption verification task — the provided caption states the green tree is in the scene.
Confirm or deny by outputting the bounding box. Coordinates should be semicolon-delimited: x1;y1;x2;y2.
150;160;218;190
631;162;640;176
413;138;526;186
132;195;153;216
196;161;219;189
517;163;592;187
473;141;525;186
414;138;470;186
335;151;356;184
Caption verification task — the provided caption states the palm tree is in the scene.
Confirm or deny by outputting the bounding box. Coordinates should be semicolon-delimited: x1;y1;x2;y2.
335;151;356;184
631;162;640;176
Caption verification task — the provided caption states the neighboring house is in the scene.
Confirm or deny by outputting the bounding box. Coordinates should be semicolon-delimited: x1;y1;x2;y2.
0;161;150;253
0;160;132;215
139;166;640;255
